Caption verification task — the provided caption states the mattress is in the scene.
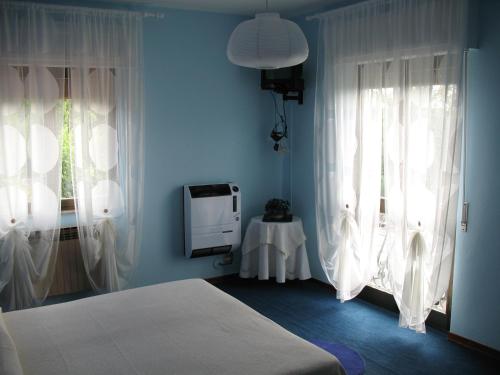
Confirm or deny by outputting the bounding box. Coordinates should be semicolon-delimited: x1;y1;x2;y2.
4;279;345;375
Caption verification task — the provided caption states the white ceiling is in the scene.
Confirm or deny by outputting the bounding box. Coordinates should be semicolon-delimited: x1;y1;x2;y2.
93;0;344;16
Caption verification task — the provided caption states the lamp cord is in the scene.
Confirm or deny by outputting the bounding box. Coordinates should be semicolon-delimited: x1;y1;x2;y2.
271;91;278;125
270;91;288;141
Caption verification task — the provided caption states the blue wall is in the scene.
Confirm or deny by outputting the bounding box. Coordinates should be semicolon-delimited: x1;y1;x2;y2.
450;0;500;352
51;1;290;284
133;9;289;286
291;0;500;350
288;19;326;283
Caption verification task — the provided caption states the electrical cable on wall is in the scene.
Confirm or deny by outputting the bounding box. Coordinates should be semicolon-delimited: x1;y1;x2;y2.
270;91;288;153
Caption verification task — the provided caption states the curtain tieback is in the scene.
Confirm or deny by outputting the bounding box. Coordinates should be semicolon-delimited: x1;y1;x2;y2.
338;209;361;263
0;227;30;262
400;229;427;332
88;218;117;269
0;228;41;292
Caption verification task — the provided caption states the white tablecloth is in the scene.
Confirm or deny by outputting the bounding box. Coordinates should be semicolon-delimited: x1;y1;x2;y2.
239;216;311;283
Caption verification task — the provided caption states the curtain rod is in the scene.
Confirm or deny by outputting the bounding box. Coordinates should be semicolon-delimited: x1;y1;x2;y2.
306;0;385;21
2;1;165;19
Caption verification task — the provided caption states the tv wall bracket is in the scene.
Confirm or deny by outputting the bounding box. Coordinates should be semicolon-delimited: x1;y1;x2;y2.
260;64;304;105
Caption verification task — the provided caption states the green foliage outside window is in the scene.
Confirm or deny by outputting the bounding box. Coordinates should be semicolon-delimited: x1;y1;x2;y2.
61;100;73;199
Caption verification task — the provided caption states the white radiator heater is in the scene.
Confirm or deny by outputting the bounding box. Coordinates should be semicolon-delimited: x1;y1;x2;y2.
184;183;241;258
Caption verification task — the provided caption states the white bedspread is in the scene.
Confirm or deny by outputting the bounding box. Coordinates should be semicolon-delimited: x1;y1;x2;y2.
4;279;344;375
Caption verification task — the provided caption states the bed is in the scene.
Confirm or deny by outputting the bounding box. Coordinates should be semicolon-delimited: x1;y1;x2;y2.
1;279;345;375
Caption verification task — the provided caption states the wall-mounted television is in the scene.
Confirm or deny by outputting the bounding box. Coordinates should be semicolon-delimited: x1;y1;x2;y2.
261;64;304;104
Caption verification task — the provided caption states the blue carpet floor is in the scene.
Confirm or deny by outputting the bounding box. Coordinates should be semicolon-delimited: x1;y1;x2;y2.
216;277;499;375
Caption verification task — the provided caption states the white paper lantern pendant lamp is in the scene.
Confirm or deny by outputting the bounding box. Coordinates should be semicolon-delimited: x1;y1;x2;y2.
227;1;309;69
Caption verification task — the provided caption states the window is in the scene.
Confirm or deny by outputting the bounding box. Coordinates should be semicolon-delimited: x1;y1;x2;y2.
360;56;455;314
61;99;74;211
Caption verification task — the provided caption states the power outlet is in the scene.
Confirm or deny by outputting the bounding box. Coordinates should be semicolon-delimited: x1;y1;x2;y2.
212;253;234;269
220;252;234;266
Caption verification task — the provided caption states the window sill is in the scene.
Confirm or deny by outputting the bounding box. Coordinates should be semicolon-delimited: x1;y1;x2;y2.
60;211;77;228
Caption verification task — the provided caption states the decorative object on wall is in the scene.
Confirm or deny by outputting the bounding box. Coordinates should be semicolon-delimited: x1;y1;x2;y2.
263;199;292;222
270;92;288;152
227;0;308;69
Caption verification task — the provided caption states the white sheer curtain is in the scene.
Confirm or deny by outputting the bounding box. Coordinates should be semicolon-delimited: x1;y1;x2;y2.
0;3;64;310
67;9;144;292
314;0;467;331
0;2;144;307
